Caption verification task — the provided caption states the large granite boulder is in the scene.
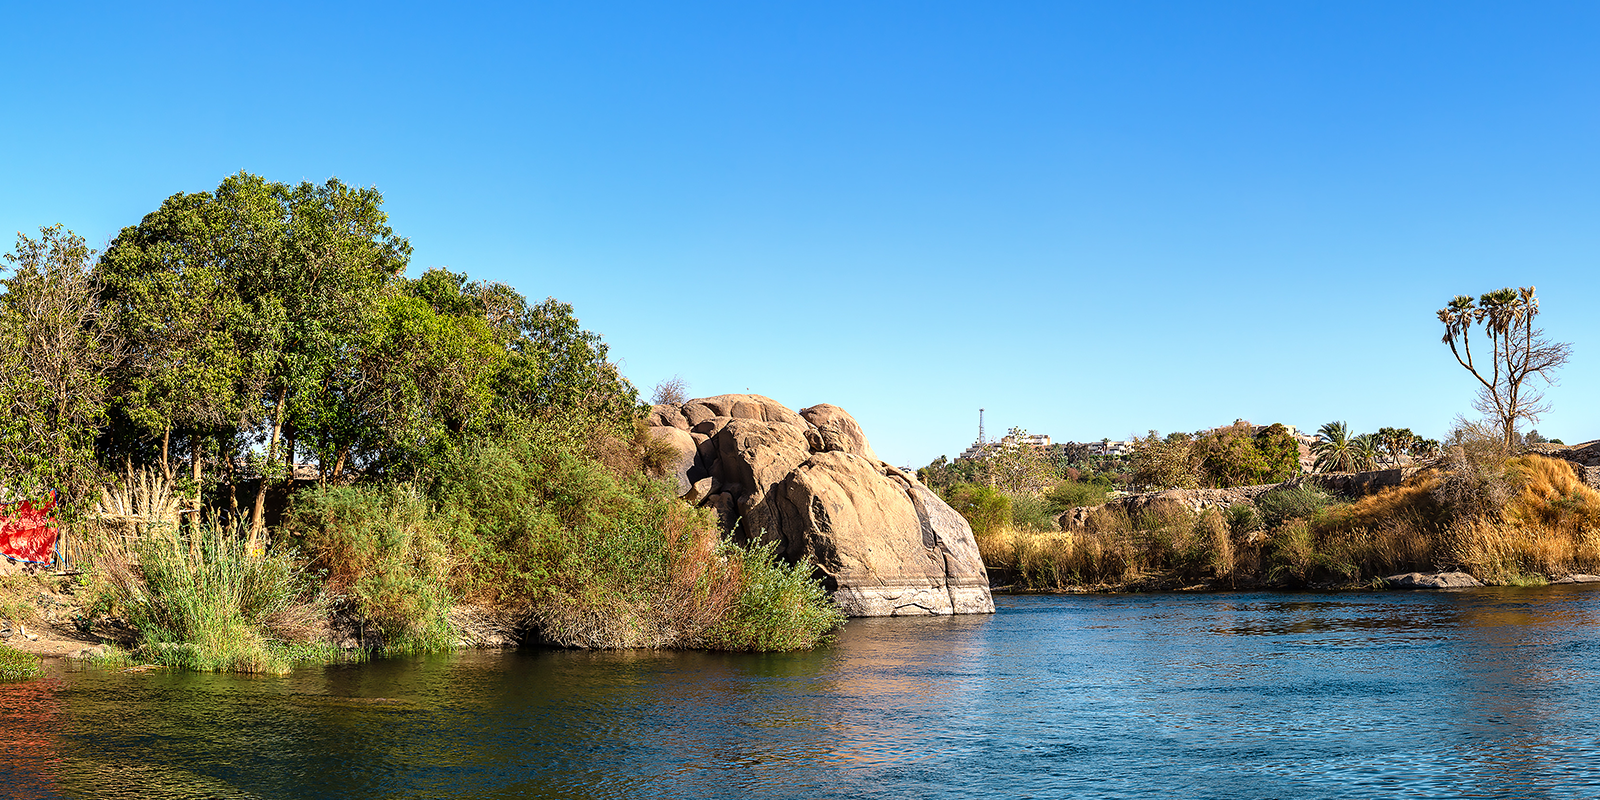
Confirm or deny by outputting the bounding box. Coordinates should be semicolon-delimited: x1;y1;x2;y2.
647;394;993;617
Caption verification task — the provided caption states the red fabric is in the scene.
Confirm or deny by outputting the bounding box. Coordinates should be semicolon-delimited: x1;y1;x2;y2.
0;493;57;565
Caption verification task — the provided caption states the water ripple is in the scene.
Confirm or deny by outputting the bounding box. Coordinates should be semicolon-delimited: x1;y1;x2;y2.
6;586;1600;798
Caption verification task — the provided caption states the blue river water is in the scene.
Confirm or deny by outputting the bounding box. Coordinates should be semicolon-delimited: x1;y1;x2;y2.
5;587;1600;799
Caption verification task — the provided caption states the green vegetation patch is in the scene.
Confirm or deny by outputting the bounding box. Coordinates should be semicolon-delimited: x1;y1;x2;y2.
0;645;43;682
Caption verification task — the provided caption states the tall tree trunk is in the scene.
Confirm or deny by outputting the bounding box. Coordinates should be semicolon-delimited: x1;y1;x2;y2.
191;437;205;510
249;386;289;551
160;427;172;483
331;445;350;482
225;439;240;528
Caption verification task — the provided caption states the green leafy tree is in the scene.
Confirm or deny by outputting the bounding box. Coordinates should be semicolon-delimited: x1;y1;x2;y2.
942;483;1012;536
96;189;252;493
101;173;413;545
1127;430;1199;490
984;427;1057;495
1250;423;1303;483
0;226;121;500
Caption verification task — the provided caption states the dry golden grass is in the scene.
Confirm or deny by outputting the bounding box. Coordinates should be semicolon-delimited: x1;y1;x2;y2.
1316;472;1444;535
1503;455;1600;531
1446;455;1600;582
1448;518;1600;584
980;506;1237;590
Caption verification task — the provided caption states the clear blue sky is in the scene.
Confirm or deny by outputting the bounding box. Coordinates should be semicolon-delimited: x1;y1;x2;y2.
5;2;1597;467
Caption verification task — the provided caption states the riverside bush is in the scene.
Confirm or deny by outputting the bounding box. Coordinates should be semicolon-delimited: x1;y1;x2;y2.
0;645;42;682
99;522;323;673
287;484;456;653
289;420;844;652
1255;484;1335;529
1045;480;1112;513
943;484;1011;536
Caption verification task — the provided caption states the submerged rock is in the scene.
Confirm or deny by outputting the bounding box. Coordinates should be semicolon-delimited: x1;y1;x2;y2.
647;394;994;617
1383;571;1485;589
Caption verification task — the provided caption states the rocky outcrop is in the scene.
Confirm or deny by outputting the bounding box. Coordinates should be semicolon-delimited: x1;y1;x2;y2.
1383;571;1485;589
646;394;993;617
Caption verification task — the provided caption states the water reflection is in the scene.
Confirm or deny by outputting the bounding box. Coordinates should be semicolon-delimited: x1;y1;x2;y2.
10;586;1600;798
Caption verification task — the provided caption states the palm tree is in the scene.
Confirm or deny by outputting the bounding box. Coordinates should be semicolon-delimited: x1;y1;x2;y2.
1350;434;1380;471
1313;421;1359;473
1374;427;1416;466
1410;438;1442;460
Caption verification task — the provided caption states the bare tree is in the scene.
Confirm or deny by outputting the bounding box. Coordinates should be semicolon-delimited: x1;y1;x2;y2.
1437;286;1572;447
650;375;688;405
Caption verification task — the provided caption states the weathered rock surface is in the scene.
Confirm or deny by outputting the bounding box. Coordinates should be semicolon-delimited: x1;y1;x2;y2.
647;394;993;617
647;426;699;496
1384;571;1485;589
799;404;880;462
1552;574;1600;584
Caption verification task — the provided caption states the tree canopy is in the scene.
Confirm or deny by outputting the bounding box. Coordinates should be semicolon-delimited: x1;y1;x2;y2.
4;173;641;532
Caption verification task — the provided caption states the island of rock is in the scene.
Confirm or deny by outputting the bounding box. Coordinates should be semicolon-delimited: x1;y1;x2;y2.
646;394;994;617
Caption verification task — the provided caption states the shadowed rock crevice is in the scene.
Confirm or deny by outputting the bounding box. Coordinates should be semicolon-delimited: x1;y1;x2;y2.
646;394;994;617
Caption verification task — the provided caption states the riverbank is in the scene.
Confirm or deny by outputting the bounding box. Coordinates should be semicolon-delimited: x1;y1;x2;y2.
977;453;1600;593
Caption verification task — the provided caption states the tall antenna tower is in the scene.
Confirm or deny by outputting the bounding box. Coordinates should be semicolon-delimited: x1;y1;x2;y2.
978;408;986;445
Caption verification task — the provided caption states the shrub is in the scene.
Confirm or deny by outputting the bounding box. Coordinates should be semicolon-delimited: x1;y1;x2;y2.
943;484;1012;536
1045;480;1111;513
1225;503;1262;536
291;421;849;652
1432;417;1519;521
101;522;318;673
1256;484;1334;529
1010;492;1059;533
701;541;847;651
0;645;42;682
287;484;457;653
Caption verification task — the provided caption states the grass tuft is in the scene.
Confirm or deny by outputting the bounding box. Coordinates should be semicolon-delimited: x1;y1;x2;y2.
0;644;43;682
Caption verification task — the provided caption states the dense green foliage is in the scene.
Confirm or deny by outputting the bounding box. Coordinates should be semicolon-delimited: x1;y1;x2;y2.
87;174;640;544
942;484;1013;536
1127;421;1301;490
0;226;117;500
288;420;844;651
3;173;841;669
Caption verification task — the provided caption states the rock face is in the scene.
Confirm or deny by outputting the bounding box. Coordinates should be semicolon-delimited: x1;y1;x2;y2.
1384;571;1485;589
646;394;994;617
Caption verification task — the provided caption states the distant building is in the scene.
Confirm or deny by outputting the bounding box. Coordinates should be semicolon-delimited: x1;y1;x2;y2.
958;431;1054;461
